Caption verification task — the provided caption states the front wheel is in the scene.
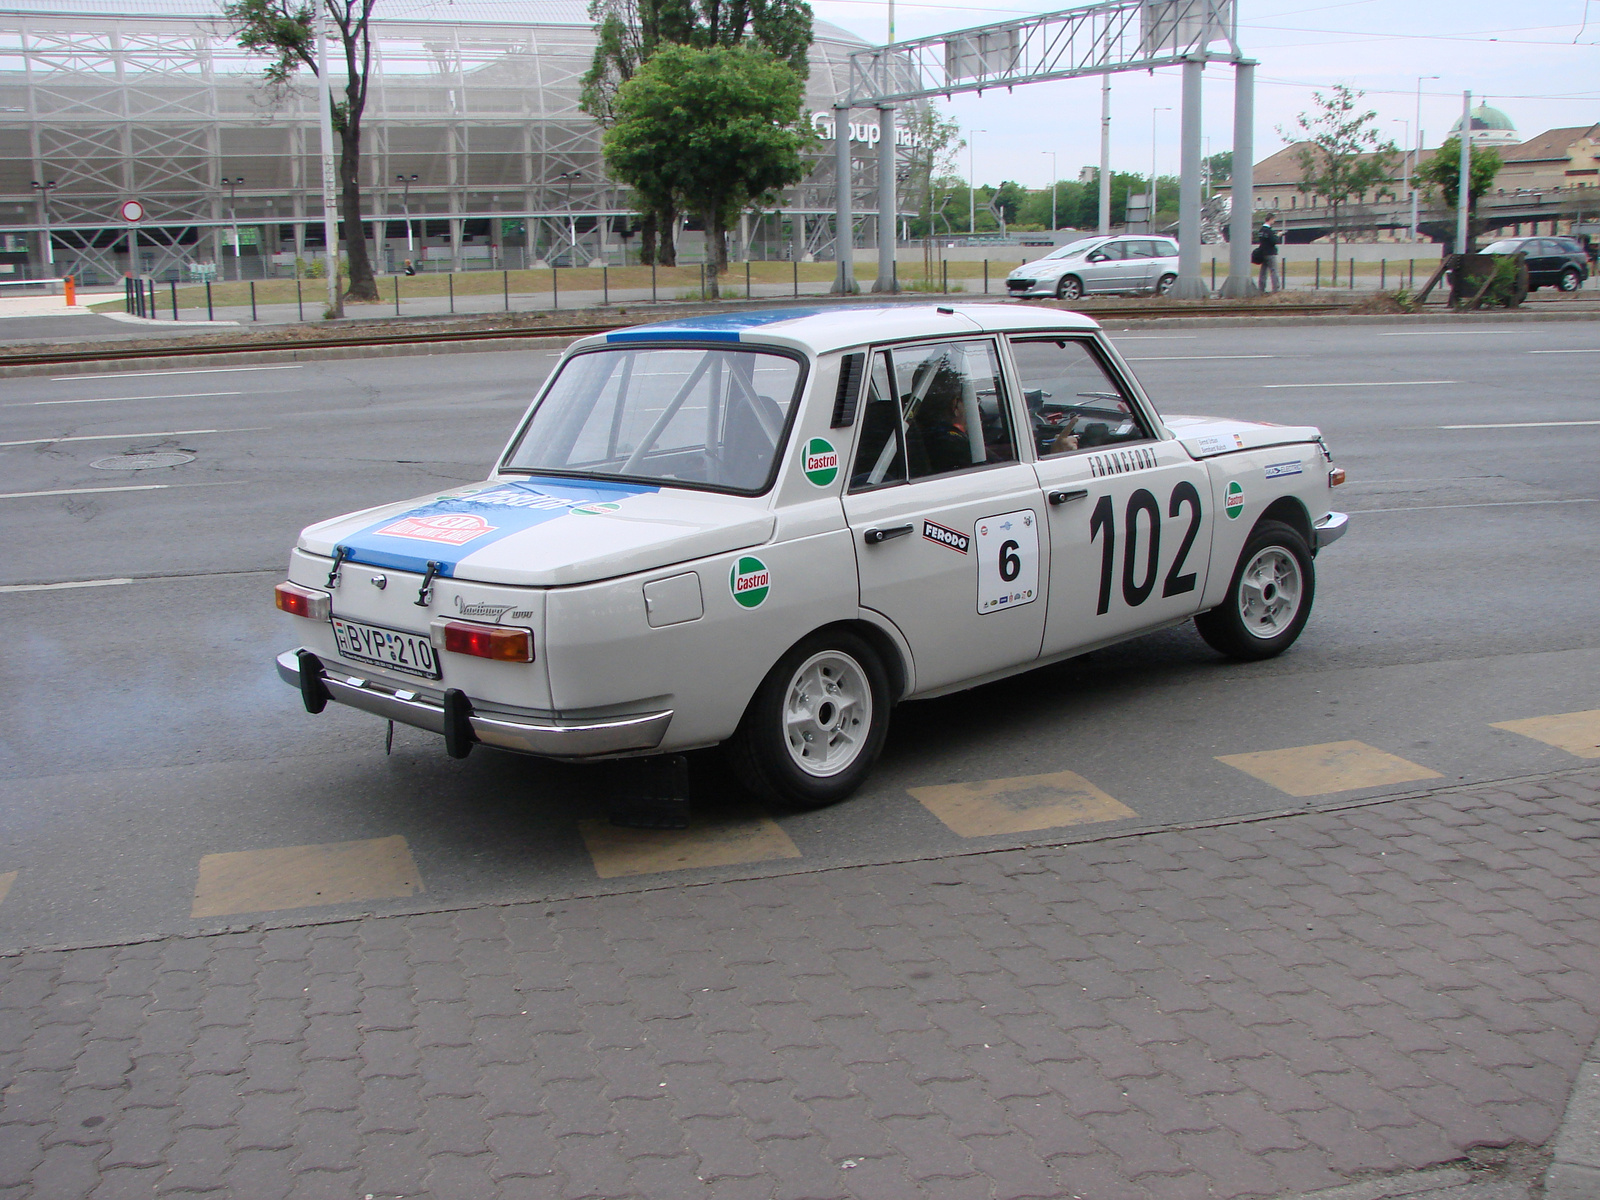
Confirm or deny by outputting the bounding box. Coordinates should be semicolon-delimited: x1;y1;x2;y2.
1155;273;1177;295
1056;275;1083;301
1194;519;1315;660
727;630;891;810
1559;268;1582;292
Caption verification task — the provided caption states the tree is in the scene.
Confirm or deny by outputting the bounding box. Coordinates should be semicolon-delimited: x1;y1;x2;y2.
901;107;963;243
604;43;809;296
1278;84;1398;276
1205;150;1232;189
582;0;813;265
225;0;381;302
1414;137;1503;252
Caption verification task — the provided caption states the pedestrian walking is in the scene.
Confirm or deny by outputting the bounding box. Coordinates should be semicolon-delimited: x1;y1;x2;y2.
1253;219;1281;293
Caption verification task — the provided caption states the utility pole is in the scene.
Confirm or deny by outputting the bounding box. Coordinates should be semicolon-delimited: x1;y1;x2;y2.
1098;76;1111;235
222;177;243;281
398;173;417;254
1413;75;1439;242
316;0;342;317
1456;91;1471;255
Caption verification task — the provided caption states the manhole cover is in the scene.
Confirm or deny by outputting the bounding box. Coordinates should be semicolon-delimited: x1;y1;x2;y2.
90;451;195;471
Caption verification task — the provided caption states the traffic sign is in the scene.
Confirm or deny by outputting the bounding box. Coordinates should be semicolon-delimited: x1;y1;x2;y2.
119;199;145;223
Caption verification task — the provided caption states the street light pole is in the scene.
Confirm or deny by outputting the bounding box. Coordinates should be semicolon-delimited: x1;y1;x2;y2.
968;130;985;236
1456;91;1472;255
397;174;417;256
1413;75;1439;243
1042;151;1057;232
1098;75;1112;236
30;180;57;276
558;170;581;263
1149;106;1171;233
222;177;243;281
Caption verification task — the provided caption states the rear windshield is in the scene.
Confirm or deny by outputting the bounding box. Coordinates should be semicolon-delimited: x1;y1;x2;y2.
501;345;804;495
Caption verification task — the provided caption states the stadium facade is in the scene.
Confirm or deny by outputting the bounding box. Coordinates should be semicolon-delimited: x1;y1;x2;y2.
0;0;913;282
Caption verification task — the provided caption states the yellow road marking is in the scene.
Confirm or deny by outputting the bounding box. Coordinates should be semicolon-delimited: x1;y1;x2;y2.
191;835;423;918
578;816;801;879
909;769;1137;838
1491;710;1600;759
1217;740;1442;797
0;871;15;907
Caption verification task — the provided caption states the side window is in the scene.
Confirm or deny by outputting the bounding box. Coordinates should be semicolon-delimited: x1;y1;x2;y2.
1126;240;1155;259
1009;337;1152;458
1095;241;1127;261
849;351;906;490
1154;239;1178;257
896;340;1016;479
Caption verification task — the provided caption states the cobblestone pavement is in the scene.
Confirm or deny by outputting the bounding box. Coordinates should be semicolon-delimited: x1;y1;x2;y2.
3;768;1599;1200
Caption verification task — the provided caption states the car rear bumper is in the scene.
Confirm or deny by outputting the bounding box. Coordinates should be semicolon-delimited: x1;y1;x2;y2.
1313;511;1349;551
276;649;673;759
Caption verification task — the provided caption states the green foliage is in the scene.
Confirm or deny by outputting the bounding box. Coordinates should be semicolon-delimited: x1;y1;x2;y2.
1278;84;1399;256
901;108;964;237
1205;150;1233;186
1414;137;1503;209
1482;255;1522;306
221;0;314;91
604;43;809;291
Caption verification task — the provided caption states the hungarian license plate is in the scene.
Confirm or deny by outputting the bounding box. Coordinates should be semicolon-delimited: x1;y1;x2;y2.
330;616;441;680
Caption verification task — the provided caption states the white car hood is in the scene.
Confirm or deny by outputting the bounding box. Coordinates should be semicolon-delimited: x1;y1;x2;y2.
297;476;775;588
1164;415;1324;459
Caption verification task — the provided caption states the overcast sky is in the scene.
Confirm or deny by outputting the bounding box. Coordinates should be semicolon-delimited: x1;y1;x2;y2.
806;0;1600;191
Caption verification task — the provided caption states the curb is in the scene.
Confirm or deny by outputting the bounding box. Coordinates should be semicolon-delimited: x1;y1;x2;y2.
1544;1034;1600;1198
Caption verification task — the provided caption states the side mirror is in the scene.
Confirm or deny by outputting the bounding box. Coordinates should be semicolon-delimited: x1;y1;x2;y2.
1087;252;1107;263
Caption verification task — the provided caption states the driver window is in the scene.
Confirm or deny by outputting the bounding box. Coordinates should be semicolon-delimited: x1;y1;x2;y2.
1009;337;1152;458
1094;242;1127;261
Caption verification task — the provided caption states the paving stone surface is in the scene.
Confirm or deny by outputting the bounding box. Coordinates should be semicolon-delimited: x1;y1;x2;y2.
2;769;1599;1199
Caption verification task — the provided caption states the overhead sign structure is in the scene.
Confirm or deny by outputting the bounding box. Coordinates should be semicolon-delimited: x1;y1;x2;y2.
119;199;145;223
830;0;1258;300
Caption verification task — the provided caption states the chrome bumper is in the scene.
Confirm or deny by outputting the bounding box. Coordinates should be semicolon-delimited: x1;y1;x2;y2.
1313;511;1349;552
276;650;672;759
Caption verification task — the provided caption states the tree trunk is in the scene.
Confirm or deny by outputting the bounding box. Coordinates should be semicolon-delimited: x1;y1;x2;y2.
339;126;380;301
656;204;677;267
640;212;658;266
1330;202;1341;280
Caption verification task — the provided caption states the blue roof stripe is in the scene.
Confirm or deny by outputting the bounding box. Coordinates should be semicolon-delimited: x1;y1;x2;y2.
603;306;840;343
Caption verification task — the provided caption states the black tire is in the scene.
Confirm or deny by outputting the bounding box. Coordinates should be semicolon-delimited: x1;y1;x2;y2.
1559;268;1582;292
1056;275;1083;301
1194;519;1315;661
1155;273;1178;295
727;629;891;810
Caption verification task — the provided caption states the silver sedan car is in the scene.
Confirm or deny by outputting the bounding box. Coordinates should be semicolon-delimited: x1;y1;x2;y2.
1007;235;1180;301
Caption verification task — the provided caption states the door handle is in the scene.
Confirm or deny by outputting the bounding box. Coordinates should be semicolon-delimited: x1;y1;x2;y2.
864;523;914;545
1048;489;1089;505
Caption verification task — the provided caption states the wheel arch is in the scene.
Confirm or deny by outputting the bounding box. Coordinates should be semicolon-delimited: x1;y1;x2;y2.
1257;496;1313;549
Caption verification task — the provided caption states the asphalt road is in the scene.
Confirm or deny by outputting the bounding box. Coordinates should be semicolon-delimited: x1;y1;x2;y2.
1;316;1597;954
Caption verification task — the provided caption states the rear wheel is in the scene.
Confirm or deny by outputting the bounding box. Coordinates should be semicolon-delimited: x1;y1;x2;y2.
1056;275;1083;301
1560;268;1583;292
1194;520;1315;660
727;630;891;810
1156;273;1178;295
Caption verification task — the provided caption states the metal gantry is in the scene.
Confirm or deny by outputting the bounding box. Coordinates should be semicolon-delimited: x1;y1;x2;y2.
835;0;1259;297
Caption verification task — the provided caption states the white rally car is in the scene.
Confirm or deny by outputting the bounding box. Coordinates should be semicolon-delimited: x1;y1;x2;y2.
275;304;1348;808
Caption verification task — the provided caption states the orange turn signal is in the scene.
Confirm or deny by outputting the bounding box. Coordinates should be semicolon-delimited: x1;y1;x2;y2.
440;620;534;663
1328;467;1346;487
275;581;331;619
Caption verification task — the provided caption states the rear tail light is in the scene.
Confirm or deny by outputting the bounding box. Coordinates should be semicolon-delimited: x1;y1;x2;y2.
436;619;534;663
1328;467;1346;487
275;581;331;619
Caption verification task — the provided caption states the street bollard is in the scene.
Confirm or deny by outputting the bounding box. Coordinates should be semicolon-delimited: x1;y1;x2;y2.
553;266;558;309
124;277;131;315
448;272;454;314
297;279;304;322
983;260;988;294
942;260;948;293
1348;258;1354;289
64;276;75;307
149;278;157;318
1211;258;1217;289
206;281;213;321
504;269;510;311
1409;259;1415;288
792;259;798;298
603;264;608;306
170;279;178;320
746;260;751;299
1381;260;1386;289
651;262;656;303
250;280;257;321
1315;258;1320;289
394;276;401;316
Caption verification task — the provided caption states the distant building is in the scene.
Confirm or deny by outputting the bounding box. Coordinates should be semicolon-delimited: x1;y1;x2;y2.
1449;103;1520;148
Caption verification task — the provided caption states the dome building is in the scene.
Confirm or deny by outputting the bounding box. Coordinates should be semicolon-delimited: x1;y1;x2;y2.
0;0;903;282
1449;103;1520;148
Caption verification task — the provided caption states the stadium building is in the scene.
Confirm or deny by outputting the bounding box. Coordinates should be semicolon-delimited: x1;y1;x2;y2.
0;0;910;283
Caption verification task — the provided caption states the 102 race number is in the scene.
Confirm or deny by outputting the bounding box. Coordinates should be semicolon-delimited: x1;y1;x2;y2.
1088;482;1203;615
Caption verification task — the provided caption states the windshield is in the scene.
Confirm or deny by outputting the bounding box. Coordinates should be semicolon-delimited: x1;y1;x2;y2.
502;345;804;494
1042;240;1095;260
1481;240;1524;254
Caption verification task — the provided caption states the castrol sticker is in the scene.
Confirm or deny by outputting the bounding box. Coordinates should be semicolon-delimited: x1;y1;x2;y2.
802;438;839;487
730;556;771;608
375;513;497;545
1224;480;1245;520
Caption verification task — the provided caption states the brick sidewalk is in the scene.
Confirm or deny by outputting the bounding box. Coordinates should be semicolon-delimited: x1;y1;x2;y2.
3;769;1599;1200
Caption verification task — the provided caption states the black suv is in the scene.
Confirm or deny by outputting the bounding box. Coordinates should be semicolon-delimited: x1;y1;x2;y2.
1481;236;1589;292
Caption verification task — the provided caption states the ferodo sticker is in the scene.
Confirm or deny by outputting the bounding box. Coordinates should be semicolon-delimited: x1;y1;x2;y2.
802;438;839;487
974;510;1039;615
730;556;771;608
1224;480;1245;519
922;519;970;554
375;512;496;546
571;501;622;515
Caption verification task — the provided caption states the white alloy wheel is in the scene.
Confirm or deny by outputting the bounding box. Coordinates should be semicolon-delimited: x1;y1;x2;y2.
1237;546;1302;638
782;650;873;777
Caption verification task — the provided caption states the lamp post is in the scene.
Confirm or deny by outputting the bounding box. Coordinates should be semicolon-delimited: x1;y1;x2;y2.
968;129;986;237
1042;151;1057;232
221;176;243;281
1149;107;1171;233
1392;119;1409;241
397;173;417;256
30;179;57;276
558;170;581;263
1413;75;1439;242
